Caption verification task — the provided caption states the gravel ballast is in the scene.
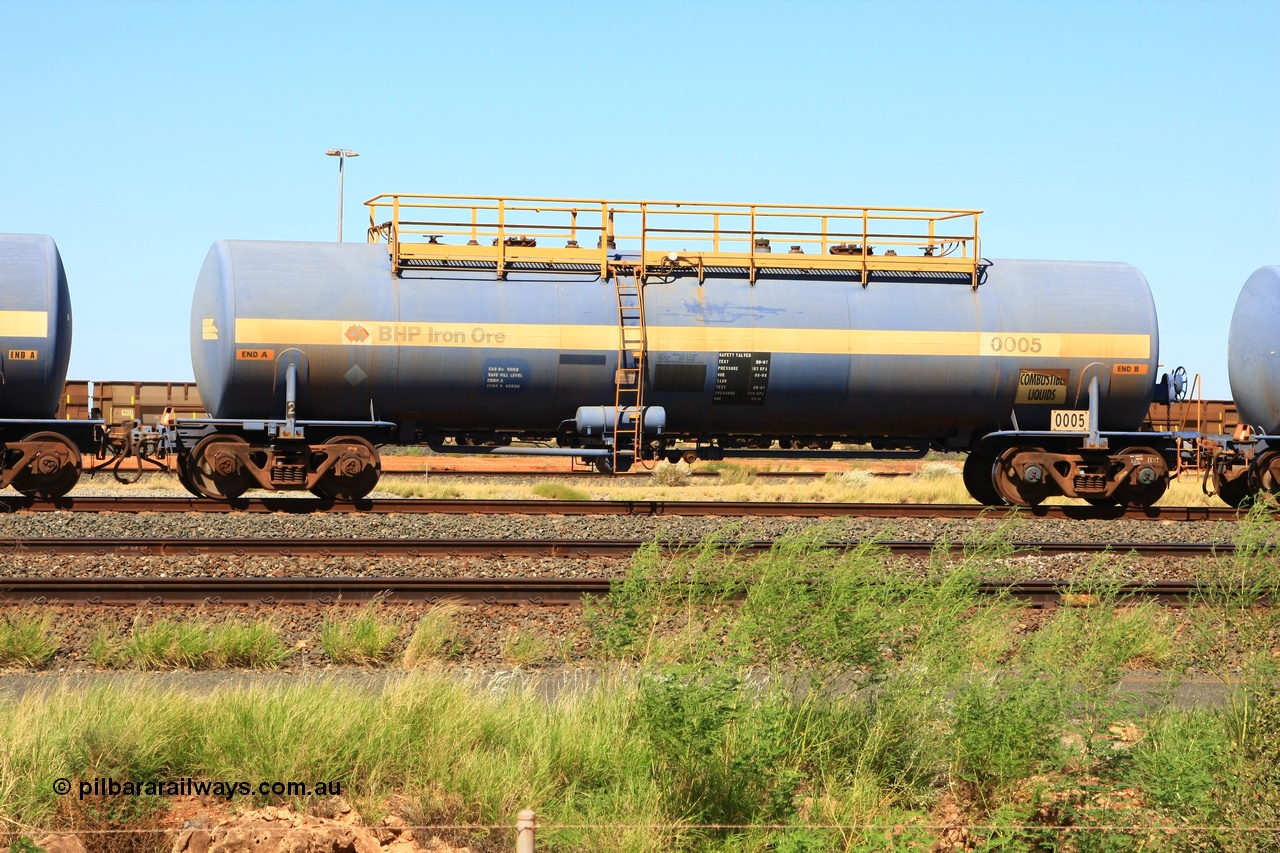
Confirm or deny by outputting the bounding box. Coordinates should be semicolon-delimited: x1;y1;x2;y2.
0;509;1252;545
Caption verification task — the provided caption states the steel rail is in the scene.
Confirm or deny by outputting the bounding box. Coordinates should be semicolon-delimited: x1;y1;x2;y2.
389;469;845;480
0;576;1216;607
0;576;607;606
0;496;1242;521
0;537;1245;558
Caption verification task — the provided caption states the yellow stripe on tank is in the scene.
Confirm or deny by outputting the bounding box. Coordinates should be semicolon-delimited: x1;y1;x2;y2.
651;329;1150;359
0;311;48;339
232;319;1150;360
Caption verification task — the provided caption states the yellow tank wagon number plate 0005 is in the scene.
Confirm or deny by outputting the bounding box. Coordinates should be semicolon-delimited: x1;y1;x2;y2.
1051;409;1092;432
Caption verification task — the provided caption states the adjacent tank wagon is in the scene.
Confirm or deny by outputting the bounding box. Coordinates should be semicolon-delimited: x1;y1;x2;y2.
1228;266;1280;435
178;194;1178;506
0;234;73;417
1214;265;1280;505
0;234;95;496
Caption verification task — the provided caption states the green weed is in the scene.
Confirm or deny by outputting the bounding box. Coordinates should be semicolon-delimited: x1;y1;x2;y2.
583;534;743;662
637;667;872;829
1187;505;1280;677
1130;710;1227;815
730;534;909;679
949;674;1064;809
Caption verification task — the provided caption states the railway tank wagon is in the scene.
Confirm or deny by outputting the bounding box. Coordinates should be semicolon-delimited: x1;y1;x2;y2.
1217;265;1280;505
0;234;96;496
180;194;1175;505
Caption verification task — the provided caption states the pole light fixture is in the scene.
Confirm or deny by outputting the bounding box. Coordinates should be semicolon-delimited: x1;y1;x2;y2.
325;148;359;241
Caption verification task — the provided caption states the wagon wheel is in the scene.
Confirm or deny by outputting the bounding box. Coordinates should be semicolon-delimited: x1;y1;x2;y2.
992;446;1053;507
1113;446;1169;508
1211;466;1253;509
175;453;207;498
10;431;81;499
1249;450;1280;497
186;434;253;500
310;436;381;501
962;449;1005;506
593;453;633;475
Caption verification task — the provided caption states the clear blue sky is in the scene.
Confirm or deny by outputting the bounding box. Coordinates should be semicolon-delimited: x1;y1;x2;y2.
2;0;1276;398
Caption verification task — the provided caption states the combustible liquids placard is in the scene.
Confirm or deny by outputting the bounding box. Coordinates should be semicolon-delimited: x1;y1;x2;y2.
1015;369;1069;405
713;352;771;405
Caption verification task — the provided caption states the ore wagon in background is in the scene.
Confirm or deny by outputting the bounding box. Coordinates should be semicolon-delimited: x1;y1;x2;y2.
57;381;205;425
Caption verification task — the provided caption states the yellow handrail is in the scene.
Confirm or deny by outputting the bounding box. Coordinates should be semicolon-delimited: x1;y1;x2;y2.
365;193;982;284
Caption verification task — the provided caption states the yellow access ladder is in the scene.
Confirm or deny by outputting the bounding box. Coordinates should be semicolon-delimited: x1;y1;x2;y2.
611;265;646;473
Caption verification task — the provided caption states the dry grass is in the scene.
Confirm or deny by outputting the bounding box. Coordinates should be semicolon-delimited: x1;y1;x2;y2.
85;464;1228;507
402;602;464;666
377;462;1225;506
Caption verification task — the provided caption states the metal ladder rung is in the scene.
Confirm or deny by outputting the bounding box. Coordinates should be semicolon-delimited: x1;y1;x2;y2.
611;265;646;474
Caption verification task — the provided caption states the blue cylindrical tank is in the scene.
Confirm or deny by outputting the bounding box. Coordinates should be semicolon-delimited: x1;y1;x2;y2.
191;240;1160;444
0;234;72;418
1228;265;1280;435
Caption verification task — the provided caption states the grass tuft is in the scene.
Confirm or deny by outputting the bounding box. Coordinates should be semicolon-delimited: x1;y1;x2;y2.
650;459;692;487
320;604;399;665
501;626;551;666
833;469;874;489
531;481;590;501
87;625;121;668
208;619;291;668
715;464;757;486
0;612;59;668
916;461;960;479
120;619;212;670
403;602;464;666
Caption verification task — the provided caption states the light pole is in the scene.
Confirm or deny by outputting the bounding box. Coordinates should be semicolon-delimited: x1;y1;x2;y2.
325;148;359;241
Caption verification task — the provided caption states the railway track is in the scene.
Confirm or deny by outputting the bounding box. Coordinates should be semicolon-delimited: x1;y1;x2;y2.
0;496;1243;521
0;536;1249;559
390;468;847;480
0;575;1218;607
